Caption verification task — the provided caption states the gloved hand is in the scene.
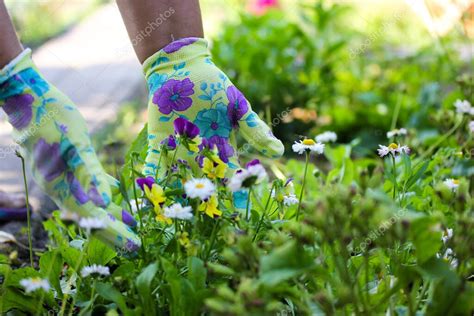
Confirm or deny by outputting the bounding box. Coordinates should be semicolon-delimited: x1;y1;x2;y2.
0;49;140;253
142;37;284;179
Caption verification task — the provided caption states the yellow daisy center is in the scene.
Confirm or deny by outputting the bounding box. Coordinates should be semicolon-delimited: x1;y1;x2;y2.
303;139;316;146
452;179;459;185
388;143;398;150
195;183;205;189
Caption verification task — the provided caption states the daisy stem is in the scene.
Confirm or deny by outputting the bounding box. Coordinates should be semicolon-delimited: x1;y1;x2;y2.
245;187;253;221
175;220;180;263
391;154;398;200
18;153;34;267
296;152;309;220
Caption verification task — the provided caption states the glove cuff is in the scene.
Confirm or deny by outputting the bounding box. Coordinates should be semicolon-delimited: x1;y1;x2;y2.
0;48;40;102
142;37;211;80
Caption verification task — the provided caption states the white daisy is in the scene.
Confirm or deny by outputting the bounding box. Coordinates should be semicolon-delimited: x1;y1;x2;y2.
315;131;337;143
454;99;472;114
469;121;474;133
163;203;193;220
283;194;299;206
80;264;110;278
377;143;410;158
20;277;50;294
377;145;390;157
292;139;325;155
387;128;407;138
184;178;215;200
79;217;106;233
444;178;459;190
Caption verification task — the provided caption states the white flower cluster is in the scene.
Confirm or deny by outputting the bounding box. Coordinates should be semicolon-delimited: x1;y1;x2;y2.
454;99;474;115
164;203;193;220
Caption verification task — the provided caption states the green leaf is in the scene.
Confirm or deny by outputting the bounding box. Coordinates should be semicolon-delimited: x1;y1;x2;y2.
409;217;442;264
95;282;131;315
39;250;63;296
135;262;159;315
419;258;463;315
87;237;116;266
259;241;313;286
405;161;429;190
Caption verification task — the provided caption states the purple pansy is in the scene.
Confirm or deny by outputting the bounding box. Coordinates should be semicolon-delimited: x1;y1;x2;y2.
163;38;198;54
2;94;34;130
153;78;194;115
122;210;137;227
246;159;261;168
207;136;235;163
66;172;89;205
226;86;249;128
174;117;200;139
160;135;177;150
33;139;67;182
136;176;155;191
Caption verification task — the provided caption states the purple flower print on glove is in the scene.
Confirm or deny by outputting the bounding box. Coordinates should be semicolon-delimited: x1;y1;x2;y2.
87;185;107;208
153;78;194;115
66;172;89;205
122;210;137;227
226;86;249;128
163;38;198;54
33;139;67;182
2;94;34;130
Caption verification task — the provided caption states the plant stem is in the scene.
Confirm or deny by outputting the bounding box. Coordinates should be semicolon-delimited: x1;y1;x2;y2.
391;154;398;200
130;156;146;258
253;184;275;241
205;219;219;262
245;187;252;221
18;153;34;267
296;152;309;220
163;144;180;190
390;89;404;131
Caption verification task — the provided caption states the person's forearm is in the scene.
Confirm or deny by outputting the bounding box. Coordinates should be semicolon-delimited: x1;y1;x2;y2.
116;0;204;64
0;0;23;68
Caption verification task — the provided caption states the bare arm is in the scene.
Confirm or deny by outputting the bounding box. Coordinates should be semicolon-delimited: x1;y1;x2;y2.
116;0;204;64
0;0;23;68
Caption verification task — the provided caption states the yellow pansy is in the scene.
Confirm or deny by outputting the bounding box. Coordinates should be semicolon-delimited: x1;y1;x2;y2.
144;184;170;223
202;155;227;179
178;232;191;248
198;195;222;218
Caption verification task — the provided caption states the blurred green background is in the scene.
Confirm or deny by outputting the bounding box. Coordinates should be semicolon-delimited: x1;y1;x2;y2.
7;0;472;162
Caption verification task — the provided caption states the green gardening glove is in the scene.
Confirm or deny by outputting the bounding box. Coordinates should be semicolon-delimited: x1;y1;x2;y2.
0;49;140;254
143;37;284;179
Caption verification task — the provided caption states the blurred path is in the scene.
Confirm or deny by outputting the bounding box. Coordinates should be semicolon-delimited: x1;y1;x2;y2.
0;3;145;202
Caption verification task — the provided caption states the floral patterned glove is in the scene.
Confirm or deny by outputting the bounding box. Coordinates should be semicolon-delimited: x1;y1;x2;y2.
0;49;140;253
143;38;284;179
